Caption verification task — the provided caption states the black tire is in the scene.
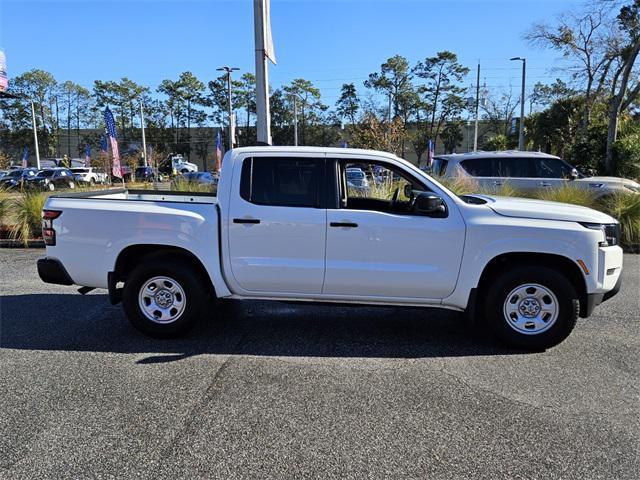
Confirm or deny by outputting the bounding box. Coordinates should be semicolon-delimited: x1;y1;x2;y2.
484;266;579;350
122;259;205;338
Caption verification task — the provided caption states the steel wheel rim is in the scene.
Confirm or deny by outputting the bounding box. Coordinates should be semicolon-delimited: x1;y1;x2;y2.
138;276;187;324
503;283;559;335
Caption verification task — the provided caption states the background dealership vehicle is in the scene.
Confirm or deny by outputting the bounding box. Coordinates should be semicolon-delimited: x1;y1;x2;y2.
37;147;623;349
158;154;198;175
433;151;640;196
171;171;218;189
0;168;38;189
27;168;76;191
70;167;108;185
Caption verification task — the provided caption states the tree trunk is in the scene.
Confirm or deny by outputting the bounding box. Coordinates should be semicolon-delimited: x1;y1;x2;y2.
605;41;640;174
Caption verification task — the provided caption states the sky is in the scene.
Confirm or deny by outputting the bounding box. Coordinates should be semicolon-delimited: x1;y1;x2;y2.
0;0;583;109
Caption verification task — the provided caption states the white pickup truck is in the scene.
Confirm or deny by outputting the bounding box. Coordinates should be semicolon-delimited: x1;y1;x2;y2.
37;147;623;349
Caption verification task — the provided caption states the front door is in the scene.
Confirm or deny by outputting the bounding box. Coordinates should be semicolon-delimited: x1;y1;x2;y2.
323;158;466;300
227;155;327;295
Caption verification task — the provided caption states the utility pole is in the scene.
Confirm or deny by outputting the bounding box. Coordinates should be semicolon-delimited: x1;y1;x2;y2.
217;66;239;150
139;102;148;167
30;101;40;169
254;0;276;145
292;94;298;146
473;62;480;152
510;56;526;150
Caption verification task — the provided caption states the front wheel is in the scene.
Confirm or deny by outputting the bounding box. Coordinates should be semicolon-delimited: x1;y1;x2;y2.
484;266;579;350
122;260;205;337
68;181;75;189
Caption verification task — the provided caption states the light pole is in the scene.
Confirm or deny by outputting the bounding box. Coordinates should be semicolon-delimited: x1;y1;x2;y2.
139;102;147;167
217;66;240;150
30;101;41;169
510;56;526;151
290;93;298;146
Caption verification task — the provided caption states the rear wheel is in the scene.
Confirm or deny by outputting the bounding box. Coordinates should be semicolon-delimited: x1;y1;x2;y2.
484;266;579;349
68;181;75;189
122;259;205;337
48;182;55;191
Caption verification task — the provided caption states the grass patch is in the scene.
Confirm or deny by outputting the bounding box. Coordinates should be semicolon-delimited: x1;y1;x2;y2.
170;177;216;194
536;184;597;208
601;192;640;247
9;191;49;246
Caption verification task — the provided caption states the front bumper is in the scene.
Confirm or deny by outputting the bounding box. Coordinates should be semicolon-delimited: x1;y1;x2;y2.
583;273;622;318
37;257;74;286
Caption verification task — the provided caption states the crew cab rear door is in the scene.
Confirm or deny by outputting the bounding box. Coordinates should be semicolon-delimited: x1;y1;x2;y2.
226;154;328;295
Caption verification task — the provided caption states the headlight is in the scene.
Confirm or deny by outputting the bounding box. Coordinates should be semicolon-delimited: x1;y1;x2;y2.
580;222;620;246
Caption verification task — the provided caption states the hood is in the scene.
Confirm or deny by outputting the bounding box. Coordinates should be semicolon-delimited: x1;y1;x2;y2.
574;176;640;190
473;195;616;224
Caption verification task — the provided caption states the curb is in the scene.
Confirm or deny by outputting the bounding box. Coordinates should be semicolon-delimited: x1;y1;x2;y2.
0;239;45;248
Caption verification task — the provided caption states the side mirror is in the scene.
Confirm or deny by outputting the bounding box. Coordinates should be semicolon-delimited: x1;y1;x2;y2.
414;192;446;215
403;183;413;199
569;168;579;180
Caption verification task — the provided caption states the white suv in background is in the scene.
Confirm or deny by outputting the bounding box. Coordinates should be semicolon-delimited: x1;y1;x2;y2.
433;151;640;197
70;167;108;185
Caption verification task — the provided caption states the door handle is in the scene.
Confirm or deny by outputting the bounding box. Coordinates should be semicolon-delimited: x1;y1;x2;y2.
233;218;260;224
330;222;358;228
538;182;551;187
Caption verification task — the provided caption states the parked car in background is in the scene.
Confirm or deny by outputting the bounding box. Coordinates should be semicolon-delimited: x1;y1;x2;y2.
27;168;76;191
346;167;370;188
0;170;8;180
70;167;107;185
134;166;156;182
38;146;623;350
171;171;217;189
434;151;640;197
0;168;38;189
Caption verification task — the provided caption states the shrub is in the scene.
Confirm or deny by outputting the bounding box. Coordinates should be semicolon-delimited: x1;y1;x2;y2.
9;191;49;245
602;192;640;248
478;181;523;198
482;134;509;151
170;177;216;194
0;192;8;227
537;184;597;208
612;134;640;180
434;175;479;196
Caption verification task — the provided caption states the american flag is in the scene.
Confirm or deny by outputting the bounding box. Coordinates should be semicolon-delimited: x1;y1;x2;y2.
21;146;28;168
103;107;121;178
215;130;222;173
426;139;435;167
99;133;108;153
85;144;91;167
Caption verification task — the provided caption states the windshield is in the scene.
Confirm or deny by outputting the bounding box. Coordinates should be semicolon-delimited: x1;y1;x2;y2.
37;170;55;177
7;170;23;178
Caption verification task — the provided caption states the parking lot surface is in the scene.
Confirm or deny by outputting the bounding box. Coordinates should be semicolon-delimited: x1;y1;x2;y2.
1;249;638;479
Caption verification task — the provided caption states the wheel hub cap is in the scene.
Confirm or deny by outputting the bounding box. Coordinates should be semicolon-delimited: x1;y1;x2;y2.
503;283;559;335
138;276;186;324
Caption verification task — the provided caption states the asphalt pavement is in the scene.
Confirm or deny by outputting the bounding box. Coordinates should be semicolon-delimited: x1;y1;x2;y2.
0;249;638;479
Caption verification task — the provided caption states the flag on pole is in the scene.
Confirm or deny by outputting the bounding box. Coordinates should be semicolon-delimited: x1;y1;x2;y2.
0;49;8;92
263;0;276;64
215;130;222;173
426;139;435;167
103;107;122;178
84;144;91;167
22;146;28;168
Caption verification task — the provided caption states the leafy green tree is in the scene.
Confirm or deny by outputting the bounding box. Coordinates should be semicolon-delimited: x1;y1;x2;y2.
530;79;576;111
365;55;414;121
413;51;469;151
283;78;326;145
440;122;464;153
336;83;360;125
94;78;149;144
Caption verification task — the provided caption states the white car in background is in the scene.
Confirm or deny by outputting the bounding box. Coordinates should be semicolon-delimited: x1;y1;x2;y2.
70;167;108;185
433;151;640;197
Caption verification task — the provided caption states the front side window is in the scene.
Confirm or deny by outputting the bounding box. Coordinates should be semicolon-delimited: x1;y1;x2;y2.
240;157;323;208
340;160;426;214
535;158;573;178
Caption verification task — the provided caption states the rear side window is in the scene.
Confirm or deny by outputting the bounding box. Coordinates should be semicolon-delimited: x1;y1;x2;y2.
494;158;535;178
460;158;495;177
240;157;323;208
431;158;449;176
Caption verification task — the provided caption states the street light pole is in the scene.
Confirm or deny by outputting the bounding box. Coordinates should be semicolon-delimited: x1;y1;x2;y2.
139;102;147;167
30;101;40;169
217;66;239;150
292;94;298;146
473;62;480;152
510;56;526;151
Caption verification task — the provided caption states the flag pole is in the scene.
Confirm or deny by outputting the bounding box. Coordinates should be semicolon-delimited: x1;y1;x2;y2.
30;101;41;169
140;102;148;167
254;0;272;145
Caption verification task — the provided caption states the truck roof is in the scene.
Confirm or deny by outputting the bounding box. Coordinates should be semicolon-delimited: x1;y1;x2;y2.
229;146;399;159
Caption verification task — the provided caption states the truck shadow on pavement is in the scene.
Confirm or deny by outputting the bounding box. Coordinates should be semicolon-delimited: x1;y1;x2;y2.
0;293;526;360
